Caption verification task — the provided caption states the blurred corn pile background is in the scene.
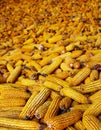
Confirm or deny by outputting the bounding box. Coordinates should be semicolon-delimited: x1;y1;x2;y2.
0;0;101;130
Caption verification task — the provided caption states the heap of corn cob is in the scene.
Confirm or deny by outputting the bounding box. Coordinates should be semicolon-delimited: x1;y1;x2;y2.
0;0;101;129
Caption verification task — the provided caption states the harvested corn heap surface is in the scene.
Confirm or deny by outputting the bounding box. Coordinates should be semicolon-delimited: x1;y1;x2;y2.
0;0;101;129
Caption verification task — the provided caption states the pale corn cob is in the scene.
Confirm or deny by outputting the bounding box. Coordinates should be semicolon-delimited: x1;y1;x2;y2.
71;67;91;86
40;53;58;67
0;98;26;107
79;79;101;93
66;126;77;130
84;99;101;116
70;50;82;59
46;75;70;88
6;63;14;73
0;117;40;130
40;57;62;74
59;97;72;110
0;89;30;99
19;88;51;119
44;96;61;122
47;110;82;130
74;120;86;130
43;80;62;91
83;115;101;130
71;104;91;112
7;65;22;83
90;70;99;81
35;101;51;119
89;90;101;102
60;87;88;103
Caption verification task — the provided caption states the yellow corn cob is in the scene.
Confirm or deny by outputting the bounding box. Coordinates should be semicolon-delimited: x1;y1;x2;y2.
89;90;101;102
60;87;88;103
0;117;40;130
0;98;26;107
0;127;21;130
84;77;91;84
66;126;77;130
59;97;72;110
23;38;33;45
46;75;70;88
21;44;34;52
20;78;38;86
83;115;101;130
29;60;41;71
66;44;75;51
90;70;99;81
47;110;82;130
74;120;86;130
50;91;60;99
90;53;101;62
79;79;101;93
7;65;22;83
35;101;51;119
0;89;30;99
60;62;70;71
48;35;62;44
6;63;14;73
70;50;82;59
43;80;62;91
71;67;91;86
32;53;42;60
15;60;23;66
71;101;79;107
84;99;101;116
44;96;61;122
55;71;69;79
51;46;65;54
71;104;91;112
0;107;22;119
19;88;51;119
40;57;62;74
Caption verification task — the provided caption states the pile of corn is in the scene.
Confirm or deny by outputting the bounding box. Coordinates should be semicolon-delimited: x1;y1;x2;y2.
0;0;101;129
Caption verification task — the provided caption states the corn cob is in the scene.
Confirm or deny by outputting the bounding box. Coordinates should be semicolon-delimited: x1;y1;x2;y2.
29;60;41;71
44;96;61;122
6;63;14;73
71;101;79;107
0;89;30;99
66;44;75;52
47;110;82;130
84;77;91;84
90;70;99;81
59;97;72;110
0;127;21;130
0;107;22;119
70;50;82;59
46;75;70;88
48;35;62;44
89;90;101;102
7;65;22;83
50;91;60;99
71;104;91;112
40;53;58;67
74;120;86;130
23;38;33;45
0;98;26;107
43;80;62;91
66;126;77;130
0;117;40;130
55;71;69;79
83;115;101;130
35;101;51;119
71;67;91;86
20;78;38;86
40;57;62;74
84;99;101;116
60;87;88;103
79;79;101;93
19;87;51;119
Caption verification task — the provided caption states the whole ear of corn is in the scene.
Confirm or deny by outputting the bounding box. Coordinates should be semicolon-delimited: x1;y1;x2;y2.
47;110;82;130
0;117;40;130
89;90;101;102
74;120;86;130
19;87;51;119
71;67;91;86
83;115;101;130
44;96;61;123
60;87;88;103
